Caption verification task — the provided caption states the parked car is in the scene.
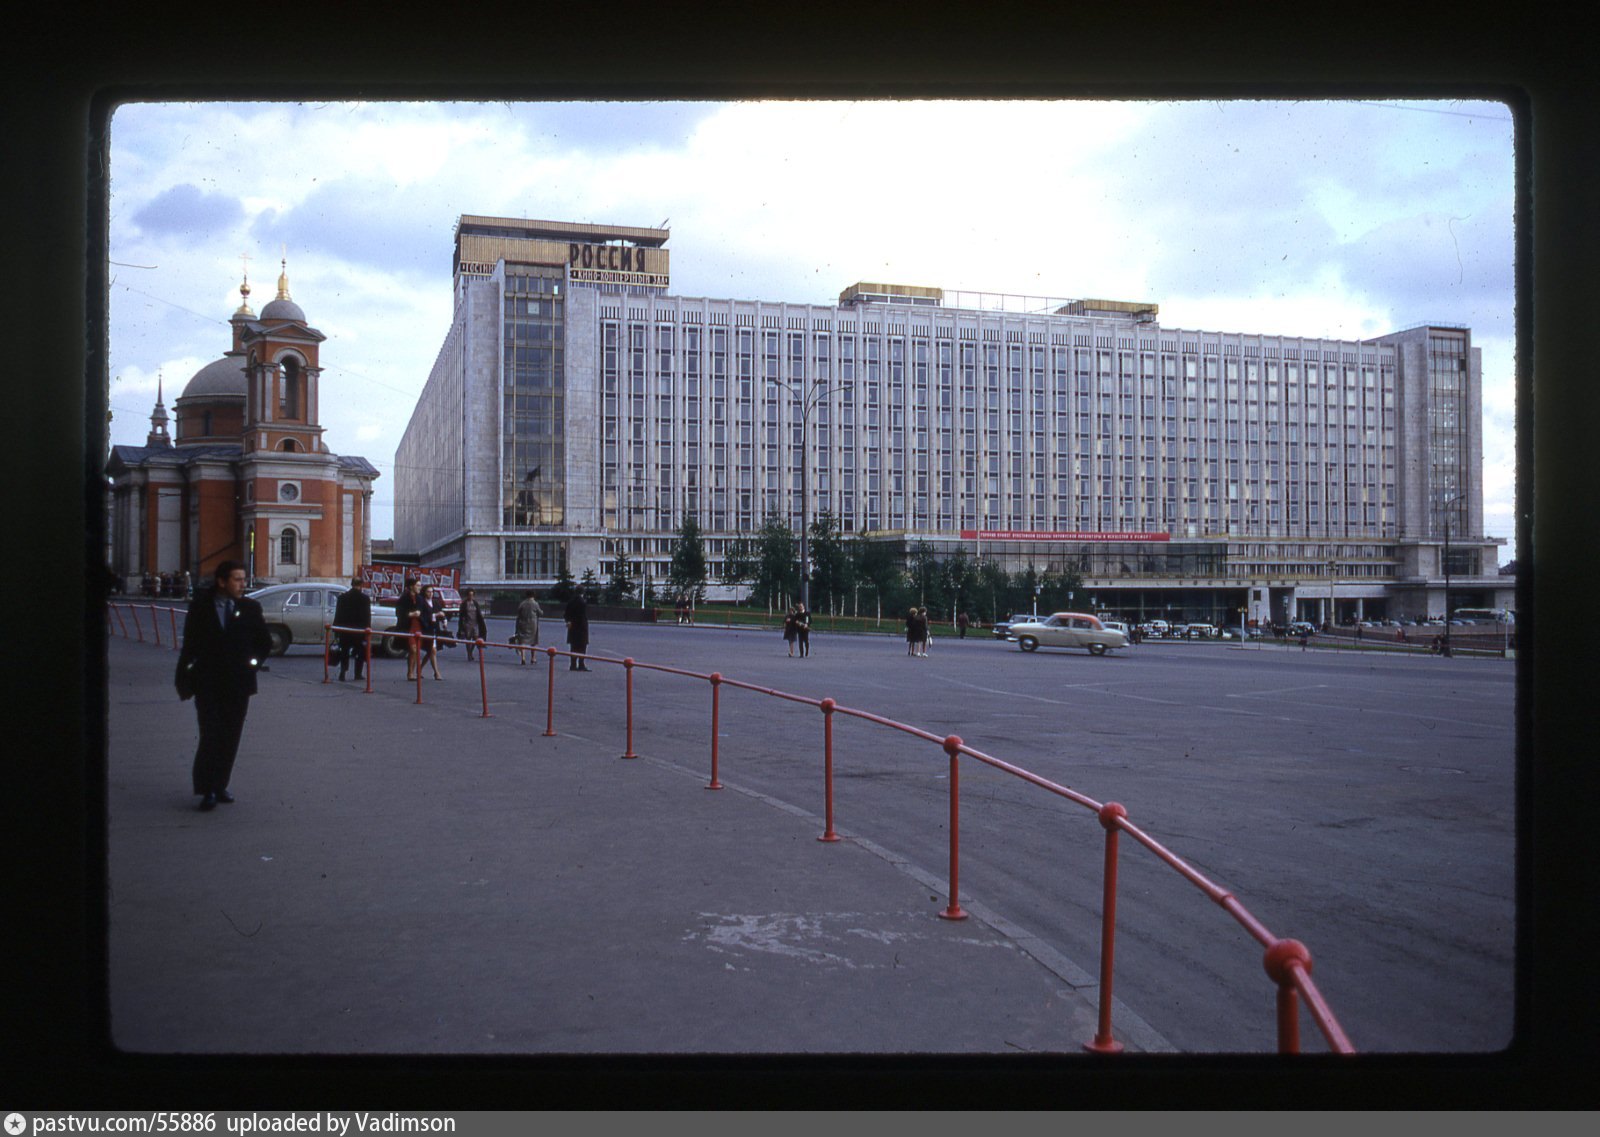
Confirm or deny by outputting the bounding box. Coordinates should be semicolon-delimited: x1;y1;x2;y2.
1140;619;1171;638
1013;612;1130;656
993;612;1045;640
433;585;462;622
1100;619;1132;638
249;582;402;657
1182;622;1218;639
1288;620;1316;637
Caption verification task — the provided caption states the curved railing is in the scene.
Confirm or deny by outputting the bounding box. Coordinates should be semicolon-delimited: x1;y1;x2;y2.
110;601;1355;1054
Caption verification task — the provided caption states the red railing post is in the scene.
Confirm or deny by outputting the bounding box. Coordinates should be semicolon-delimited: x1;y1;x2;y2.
112;604;128;639
1264;939;1312;1054
151;606;162;647
1084;801;1128;1054
322;624;331;683
132;605;144;643
620;658;638;759
477;638;491;717
169;606;180;649
363;629;373;694
818;698;839;842
707;673;723;789
938;735;967;920
543;646;557;737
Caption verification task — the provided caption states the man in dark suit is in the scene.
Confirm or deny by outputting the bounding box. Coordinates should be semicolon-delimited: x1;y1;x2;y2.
332;576;373;681
175;560;272;811
564;590;590;671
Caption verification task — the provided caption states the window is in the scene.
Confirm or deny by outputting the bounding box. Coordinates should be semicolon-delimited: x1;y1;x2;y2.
279;528;297;565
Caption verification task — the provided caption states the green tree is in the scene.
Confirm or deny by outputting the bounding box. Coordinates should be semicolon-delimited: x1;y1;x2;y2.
976;559;1008;624
578;568;602;604
853;535;904;622
668;512;708;604
604;551;637;605
807;510;849;614
548;562;576;603
721;536;756;602
752;516;798;610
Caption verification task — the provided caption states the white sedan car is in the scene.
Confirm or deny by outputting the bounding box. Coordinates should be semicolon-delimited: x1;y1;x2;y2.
1013;612;1130;656
248;582;401;657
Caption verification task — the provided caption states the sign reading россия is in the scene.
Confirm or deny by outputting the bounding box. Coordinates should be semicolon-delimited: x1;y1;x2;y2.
959;530;1173;542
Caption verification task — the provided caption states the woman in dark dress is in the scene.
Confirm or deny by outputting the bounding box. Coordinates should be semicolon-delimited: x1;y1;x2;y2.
418;583;444;679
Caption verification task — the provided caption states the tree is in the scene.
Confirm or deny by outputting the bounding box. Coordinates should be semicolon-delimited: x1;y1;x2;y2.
548;563;576;603
853;535;904;622
668;512;708;605
807;510;849;614
604;551;637;605
752;516;798;610
578;568;602;604
721;536;756;601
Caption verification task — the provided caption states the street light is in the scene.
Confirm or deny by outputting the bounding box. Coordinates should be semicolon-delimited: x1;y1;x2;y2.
1441;490;1459;658
773;372;847;612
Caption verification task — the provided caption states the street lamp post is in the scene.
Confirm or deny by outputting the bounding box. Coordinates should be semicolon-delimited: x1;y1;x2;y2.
776;373;844;613
1440;490;1459;658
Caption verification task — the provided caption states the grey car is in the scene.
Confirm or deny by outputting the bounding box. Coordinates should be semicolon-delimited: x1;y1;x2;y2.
248;582;401;657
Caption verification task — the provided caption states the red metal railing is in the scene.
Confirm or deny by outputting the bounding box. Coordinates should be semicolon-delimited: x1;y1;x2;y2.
111;604;1355;1054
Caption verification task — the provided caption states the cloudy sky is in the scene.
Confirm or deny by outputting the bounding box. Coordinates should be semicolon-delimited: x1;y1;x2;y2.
106;98;1517;556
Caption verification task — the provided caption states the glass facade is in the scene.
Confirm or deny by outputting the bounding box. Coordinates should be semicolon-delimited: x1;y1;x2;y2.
502;268;565;529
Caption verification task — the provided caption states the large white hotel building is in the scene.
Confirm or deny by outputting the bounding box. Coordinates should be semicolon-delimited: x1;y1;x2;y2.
395;216;1511;626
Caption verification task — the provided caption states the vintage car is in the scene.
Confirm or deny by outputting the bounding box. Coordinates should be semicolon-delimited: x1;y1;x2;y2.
248;582;402;657
1012;612;1130;656
992;612;1046;640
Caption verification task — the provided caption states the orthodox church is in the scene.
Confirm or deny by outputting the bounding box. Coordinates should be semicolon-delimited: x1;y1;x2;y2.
106;262;379;590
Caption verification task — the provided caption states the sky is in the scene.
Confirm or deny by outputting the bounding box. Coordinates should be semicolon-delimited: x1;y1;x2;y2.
105;98;1518;557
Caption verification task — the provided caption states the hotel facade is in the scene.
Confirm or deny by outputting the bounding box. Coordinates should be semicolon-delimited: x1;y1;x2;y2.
394;216;1511;626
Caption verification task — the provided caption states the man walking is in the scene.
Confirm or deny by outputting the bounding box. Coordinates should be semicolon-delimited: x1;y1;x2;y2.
564;590;591;671
175;560;271;811
332;577;372;681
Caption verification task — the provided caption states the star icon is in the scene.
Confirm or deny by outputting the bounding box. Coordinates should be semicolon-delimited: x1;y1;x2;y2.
5;1115;27;1136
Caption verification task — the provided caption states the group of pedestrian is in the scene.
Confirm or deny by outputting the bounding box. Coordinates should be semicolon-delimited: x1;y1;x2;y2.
395;578;450;681
674;596;696;625
782;602;811;658
142;570;191;599
905;607;933;657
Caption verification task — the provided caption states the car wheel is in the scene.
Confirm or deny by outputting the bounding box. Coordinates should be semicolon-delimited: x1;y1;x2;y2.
1088;642;1107;656
266;625;291;656
383;634;410;659
1018;635;1039;652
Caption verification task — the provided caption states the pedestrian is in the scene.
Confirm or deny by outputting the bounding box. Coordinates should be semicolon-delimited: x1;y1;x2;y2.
783;605;798;657
918;608;932;657
457;587;488;662
332;576;372;681
795;601;811;658
418;583;445;679
905;607;919;656
957;611;969;639
676;596;688;625
511;589;542;664
174;559;271;811
395;578;424;681
564;589;591;670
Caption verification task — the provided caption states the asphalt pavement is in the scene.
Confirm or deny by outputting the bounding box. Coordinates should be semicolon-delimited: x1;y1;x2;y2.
105;627;1175;1057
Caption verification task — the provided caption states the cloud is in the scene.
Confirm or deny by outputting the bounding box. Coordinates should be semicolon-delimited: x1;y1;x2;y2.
131;184;245;238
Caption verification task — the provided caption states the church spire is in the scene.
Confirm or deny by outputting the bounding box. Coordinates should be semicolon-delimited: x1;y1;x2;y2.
276;246;291;301
234;251;255;317
146;371;172;448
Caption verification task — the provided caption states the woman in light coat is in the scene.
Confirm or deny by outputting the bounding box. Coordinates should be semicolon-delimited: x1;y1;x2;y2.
512;590;543;665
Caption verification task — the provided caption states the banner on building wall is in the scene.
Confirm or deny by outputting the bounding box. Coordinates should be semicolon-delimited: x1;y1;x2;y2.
959;530;1174;542
360;562;460;599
